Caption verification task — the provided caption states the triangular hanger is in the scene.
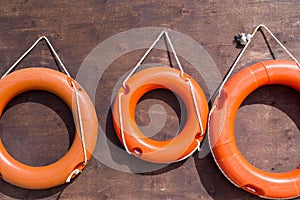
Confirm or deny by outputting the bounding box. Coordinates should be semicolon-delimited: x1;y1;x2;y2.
122;29;185;89
1;36;71;79
210;24;300;100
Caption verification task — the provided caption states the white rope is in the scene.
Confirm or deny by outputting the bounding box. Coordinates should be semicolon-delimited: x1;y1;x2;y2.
1;36;71;79
176;140;201;162
119;29;177;155
118;29;204;158
1;36;88;182
118;93;132;154
173;78;206;162
71;81;88;165
207;105;239;187
185;78;204;136
207;105;217;135
122;30;165;89
217;24;300;98
122;29;185;88
164;31;203;143
207;24;300;190
259;24;300;66
66;169;81;183
174;77;204;162
164;31;184;77
64;81;88;183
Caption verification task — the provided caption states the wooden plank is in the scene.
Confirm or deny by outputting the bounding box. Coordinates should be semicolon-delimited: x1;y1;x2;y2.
0;0;299;199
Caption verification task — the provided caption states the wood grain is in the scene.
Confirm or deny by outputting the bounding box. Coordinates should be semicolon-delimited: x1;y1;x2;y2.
0;0;299;199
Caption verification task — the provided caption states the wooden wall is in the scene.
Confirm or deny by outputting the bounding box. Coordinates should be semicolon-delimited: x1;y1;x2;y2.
0;0;299;199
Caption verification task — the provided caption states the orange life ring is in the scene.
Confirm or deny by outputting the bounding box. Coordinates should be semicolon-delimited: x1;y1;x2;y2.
0;68;98;189
209;60;300;199
112;66;208;163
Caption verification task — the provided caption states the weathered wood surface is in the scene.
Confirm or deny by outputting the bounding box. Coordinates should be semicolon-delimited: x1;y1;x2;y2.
0;0;299;199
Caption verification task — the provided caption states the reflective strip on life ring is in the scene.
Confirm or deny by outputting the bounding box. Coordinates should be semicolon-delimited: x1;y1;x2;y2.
0;68;98;189
112;67;208;163
209;60;300;199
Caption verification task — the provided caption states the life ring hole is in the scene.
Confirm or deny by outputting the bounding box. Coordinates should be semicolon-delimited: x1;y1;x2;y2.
135;88;187;141
195;133;202;139
235;85;300;173
243;184;265;195
0;91;75;167
132;147;143;156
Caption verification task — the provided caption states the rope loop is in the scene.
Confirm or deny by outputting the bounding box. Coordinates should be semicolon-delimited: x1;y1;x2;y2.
118;29;205;156
1;36;88;182
215;24;300;99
